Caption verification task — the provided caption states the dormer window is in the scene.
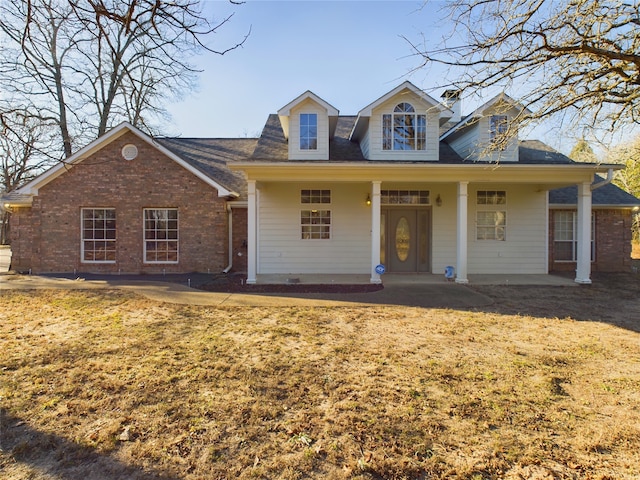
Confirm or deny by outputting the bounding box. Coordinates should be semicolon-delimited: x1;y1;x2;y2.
383;103;426;150
300;113;318;150
490;115;508;142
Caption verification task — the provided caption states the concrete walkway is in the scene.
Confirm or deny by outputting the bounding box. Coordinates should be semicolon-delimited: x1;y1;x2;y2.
0;269;577;309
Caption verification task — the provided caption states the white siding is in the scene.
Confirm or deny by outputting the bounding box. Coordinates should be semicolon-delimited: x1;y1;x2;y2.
446;127;478;162
288;99;330;160
467;185;547;274
366;94;440;161
360;127;371;159
476;111;519;163
430;184;459;273
257;183;371;274
256;182;548;276
446;104;521;162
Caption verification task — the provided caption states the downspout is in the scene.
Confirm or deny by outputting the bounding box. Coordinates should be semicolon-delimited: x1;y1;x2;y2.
223;203;234;273
591;168;614;191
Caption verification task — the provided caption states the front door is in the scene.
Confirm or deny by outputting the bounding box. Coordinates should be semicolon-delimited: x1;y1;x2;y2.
382;208;431;273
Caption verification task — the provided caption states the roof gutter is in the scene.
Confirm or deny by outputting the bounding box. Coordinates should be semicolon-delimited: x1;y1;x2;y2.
591;168;615;191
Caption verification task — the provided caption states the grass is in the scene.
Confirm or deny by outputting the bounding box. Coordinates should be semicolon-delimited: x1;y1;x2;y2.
1;280;640;479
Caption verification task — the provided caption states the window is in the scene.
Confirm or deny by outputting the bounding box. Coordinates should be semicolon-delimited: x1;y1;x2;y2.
554;211;595;262
490;115;508;143
300;113;317;150
301;189;330;239
144;209;178;263
82;208;116;262
383;103;426;151
380;190;430;205
301;210;331;239
301;189;330;204
476;191;506;241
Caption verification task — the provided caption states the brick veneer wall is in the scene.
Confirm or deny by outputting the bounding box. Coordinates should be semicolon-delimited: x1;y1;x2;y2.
10;131;231;274
549;208;635;273
230;206;248;273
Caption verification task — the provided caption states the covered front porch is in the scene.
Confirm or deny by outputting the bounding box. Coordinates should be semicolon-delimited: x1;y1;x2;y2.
232;162;617;286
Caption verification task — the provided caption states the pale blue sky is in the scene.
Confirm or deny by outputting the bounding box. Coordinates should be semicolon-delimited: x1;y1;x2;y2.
167;0;574;152
168;1;450;137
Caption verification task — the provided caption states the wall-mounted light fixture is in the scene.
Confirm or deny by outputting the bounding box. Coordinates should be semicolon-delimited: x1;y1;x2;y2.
366;194;371;206
435;194;442;207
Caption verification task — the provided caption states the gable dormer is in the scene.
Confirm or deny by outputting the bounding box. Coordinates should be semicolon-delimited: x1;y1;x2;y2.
277;91;339;160
350;81;450;161
441;93;531;163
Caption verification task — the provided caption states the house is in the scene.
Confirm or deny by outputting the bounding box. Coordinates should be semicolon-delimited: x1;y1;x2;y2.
2;125;256;275
2;81;638;283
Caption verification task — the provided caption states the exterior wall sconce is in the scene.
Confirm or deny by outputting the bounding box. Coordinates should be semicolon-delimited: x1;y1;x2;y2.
366;194;371;206
436;194;442;207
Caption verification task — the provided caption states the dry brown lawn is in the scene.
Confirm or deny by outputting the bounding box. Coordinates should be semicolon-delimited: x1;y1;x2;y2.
2;275;640;480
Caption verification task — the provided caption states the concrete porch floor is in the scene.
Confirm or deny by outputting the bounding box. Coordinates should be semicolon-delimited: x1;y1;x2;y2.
256;272;578;286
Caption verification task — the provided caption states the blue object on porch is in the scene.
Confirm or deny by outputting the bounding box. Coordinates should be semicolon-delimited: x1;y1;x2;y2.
375;264;386;275
444;266;455;280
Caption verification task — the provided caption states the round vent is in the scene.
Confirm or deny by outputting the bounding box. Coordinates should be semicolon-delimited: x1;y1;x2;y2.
121;144;138;161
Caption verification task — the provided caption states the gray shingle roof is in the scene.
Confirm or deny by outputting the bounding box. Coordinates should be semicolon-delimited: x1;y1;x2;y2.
251;114;466;163
156;137;257;198
155;119;639;208
550;180;640;206
518;140;574;164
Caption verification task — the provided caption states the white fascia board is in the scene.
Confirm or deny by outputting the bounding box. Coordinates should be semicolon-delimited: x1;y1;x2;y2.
352;81;447;142
550;204;640;209
440;93;533;141
277;90;339;141
439;114;478;141
17;122;134;195
17;121;238;198
356;81;444;117
277;90;339;116
229;162;615;185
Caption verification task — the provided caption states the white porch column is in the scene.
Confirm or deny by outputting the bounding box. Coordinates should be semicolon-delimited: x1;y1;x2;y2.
575;181;593;284
456;181;469;284
246;180;257;284
370;181;382;284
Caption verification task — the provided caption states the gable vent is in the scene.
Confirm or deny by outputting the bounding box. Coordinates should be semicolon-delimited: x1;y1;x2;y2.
121;144;138;161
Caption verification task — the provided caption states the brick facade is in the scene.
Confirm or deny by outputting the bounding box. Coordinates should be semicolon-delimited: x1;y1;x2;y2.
230;206;248;273
549;209;635;273
10;131;232;274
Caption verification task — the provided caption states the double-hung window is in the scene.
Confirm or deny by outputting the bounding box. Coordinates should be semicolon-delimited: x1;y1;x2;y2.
301;189;330;239
81;208;116;262
476;191;506;241
300;113;318;150
144;208;179;263
554;211;595;261
383;103;426;150
490;115;508;146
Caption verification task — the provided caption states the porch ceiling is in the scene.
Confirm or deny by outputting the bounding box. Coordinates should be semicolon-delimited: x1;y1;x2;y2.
230;162;621;189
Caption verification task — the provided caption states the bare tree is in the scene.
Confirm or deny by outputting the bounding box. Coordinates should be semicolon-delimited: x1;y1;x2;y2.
0;0;248;158
0;110;57;244
410;0;640;138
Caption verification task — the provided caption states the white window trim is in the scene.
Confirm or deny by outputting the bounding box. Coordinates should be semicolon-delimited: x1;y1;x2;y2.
143;208;179;264
382;103;427;151
553;211;595;263
299;113;318;151
81;208;116;264
476;191;507;241
300;189;331;240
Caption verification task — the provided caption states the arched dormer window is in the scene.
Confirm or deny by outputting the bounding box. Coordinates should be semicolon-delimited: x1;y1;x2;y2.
382;103;426;150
